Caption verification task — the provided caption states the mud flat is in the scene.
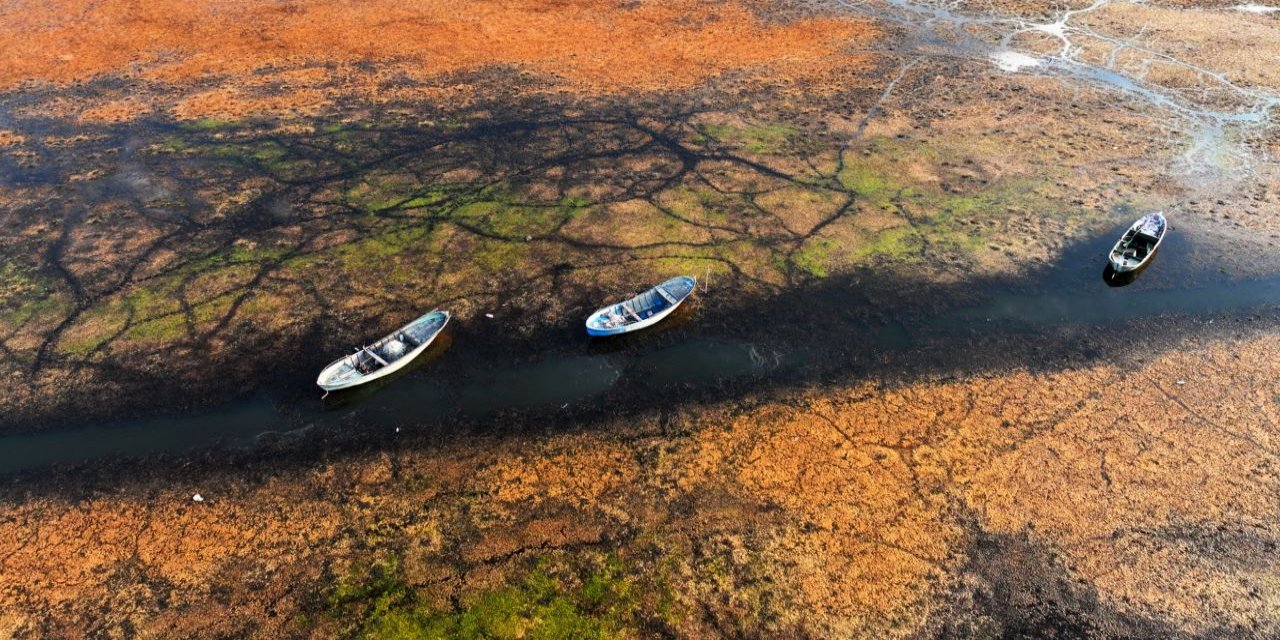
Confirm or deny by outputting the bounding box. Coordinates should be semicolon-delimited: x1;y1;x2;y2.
5;0;1280;430
2;0;1280;637
1;221;1279;476
2;313;1279;637
0;63;1232;430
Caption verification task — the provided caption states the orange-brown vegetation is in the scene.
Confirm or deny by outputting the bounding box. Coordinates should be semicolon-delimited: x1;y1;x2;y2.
0;0;877;119
2;0;1280;633
2;327;1278;636
76;98;154;123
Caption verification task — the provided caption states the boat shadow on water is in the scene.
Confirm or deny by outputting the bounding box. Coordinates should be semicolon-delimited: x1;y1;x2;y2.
321;331;454;411
1102;250;1157;288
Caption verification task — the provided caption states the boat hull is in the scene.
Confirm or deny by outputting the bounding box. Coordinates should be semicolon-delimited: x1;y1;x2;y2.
586;276;696;337
1108;212;1167;273
317;310;450;391
587;300;682;336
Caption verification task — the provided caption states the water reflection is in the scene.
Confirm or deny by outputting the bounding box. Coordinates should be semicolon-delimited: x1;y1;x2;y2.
459;355;622;415
635;338;787;388
1102;261;1148;288
0;399;280;475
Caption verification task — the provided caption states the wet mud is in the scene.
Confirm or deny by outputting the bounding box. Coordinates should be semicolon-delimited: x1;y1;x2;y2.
2;0;1280;637
3;317;1278;638
3;216;1277;477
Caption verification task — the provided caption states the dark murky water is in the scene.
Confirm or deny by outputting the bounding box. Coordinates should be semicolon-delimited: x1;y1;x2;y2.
2;221;1276;475
0;399;279;475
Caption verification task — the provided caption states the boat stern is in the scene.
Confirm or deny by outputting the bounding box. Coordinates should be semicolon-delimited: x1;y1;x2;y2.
585;314;625;337
316;358;361;391
1109;256;1134;273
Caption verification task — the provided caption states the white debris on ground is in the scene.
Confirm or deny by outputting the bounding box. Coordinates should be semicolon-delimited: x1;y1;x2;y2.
1234;4;1280;13
192;493;205;502
990;51;1041;72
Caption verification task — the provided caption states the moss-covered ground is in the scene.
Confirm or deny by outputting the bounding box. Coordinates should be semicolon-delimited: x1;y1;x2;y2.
1;108;1122;368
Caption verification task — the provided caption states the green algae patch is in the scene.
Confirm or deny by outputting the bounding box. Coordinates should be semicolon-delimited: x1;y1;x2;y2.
59;303;130;355
182;117;237;131
648;254;733;280
837;163;892;200
203;140;289;169
1;261;47;302
779;138;1093;272
121;295;223;343
0;293;70;334
452;196;591;239
326;555;641;640
701;123;800;154
183;242;289;274
656;186;734;226
345;174;453;214
55;241;293;355
333;226;432;268
792;237;838;277
37;117;1112;363
0;262;68;332
54;183;581;356
153;138;191;154
325;224;448;289
466;235;534;273
59;279;186;353
851;225;924;263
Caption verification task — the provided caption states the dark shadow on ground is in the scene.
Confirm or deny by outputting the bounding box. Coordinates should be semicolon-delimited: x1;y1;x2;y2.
941;527;1189;639
0;76;1277;492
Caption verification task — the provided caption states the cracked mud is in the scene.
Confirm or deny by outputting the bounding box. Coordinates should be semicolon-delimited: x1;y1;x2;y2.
1;0;1280;637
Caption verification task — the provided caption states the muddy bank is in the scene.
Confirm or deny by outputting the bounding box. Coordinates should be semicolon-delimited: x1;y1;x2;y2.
2;0;1280;636
4;213;1279;476
0;0;877;118
2;320;1277;637
0;70;1238;432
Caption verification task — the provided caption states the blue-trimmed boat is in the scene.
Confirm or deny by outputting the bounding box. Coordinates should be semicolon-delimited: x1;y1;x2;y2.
585;276;697;337
317;310;450;391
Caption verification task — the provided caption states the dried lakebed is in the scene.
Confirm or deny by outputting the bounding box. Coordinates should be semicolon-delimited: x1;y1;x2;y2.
3;0;1280;635
3;224;1276;476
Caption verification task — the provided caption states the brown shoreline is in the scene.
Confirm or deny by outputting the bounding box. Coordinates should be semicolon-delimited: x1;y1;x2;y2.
1;315;1277;637
3;0;1280;635
0;0;877;121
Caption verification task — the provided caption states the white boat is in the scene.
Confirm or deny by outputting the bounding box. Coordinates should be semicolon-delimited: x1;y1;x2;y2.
586;276;697;337
1108;212;1167;273
317;310;450;391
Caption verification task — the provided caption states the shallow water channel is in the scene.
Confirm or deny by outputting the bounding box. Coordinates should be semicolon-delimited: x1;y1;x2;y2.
2;223;1276;475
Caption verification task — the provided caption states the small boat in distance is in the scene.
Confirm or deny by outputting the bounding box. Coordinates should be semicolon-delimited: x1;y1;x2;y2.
1108;212;1167;273
317;310;450;391
586;276;697;337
